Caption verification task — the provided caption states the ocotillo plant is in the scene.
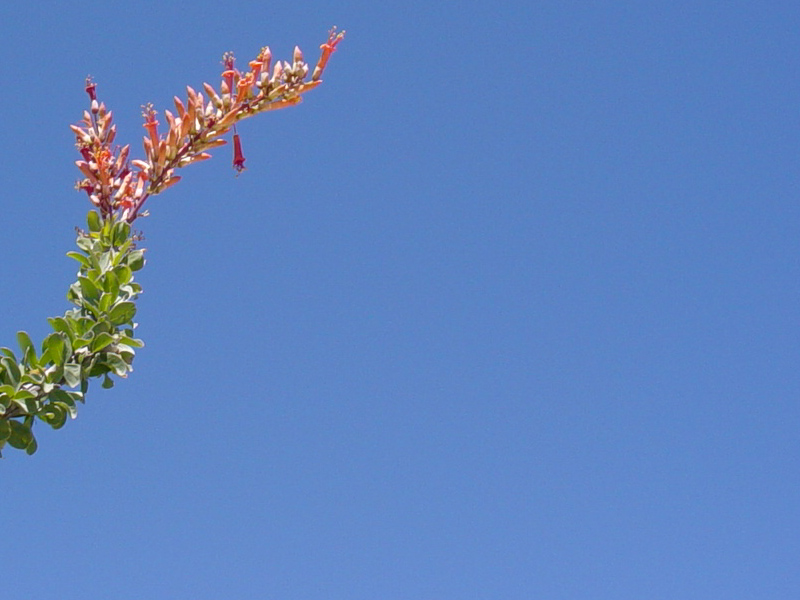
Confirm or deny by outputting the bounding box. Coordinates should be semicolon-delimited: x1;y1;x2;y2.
0;28;345;456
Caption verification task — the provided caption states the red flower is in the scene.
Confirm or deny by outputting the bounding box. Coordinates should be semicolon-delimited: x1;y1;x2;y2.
232;132;246;173
85;77;97;101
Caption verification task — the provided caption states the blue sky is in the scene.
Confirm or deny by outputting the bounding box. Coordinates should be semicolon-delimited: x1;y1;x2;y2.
2;1;799;598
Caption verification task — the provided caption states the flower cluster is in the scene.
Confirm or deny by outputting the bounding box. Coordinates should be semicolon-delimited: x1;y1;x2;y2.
71;27;345;223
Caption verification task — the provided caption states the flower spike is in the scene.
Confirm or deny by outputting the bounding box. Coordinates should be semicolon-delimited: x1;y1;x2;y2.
70;28;344;223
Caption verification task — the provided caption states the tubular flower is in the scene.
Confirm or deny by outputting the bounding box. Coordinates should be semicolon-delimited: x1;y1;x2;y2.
70;28;344;223
235;72;256;103
312;26;346;81
232;132;246;173
142;104;159;149
85;77;97;101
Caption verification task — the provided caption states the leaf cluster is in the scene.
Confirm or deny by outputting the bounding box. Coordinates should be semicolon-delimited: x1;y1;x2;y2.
0;211;144;455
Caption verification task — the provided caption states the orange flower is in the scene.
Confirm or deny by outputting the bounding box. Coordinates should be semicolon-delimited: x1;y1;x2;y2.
236;72;255;103
312;27;345;81
74;28;344;223
142;104;159;148
221;51;237;96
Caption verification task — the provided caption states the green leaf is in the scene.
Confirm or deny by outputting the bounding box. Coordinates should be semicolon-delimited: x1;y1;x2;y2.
43;333;62;366
48;388;74;406
64;401;79;419
7;419;33;450
101;218;113;241
102;374;115;389
44;333;71;367
78;276;101;301
112;221;131;247
1;347;18;362
109;301;136;326
40;404;67;429
67;283;82;305
0;420;10;442
47;366;64;386
54;401;75;422
104;353;129;377
126;249;146;272
91;332;114;352
12;399;37;415
17;331;39;368
47;316;72;337
99;292;115;313
75;300;100;320
65;315;92;337
72;335;92;351
112;240;133;265
13;390;38;414
114;265;133;285
84;355;105;378
0;357;21;387
76;235;94;254
118;335;144;348
63;363;81;388
102;269;120;296
66;251;91;268
22;367;45;385
90;320;112;337
87;210;102;233
17;331;34;355
97;251;112;274
114;343;136;358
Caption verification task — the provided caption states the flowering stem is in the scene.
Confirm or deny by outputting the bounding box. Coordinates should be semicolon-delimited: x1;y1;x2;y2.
1;27;345;456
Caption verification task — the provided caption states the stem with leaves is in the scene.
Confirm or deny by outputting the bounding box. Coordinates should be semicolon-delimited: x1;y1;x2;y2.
0;28;344;456
0;213;144;455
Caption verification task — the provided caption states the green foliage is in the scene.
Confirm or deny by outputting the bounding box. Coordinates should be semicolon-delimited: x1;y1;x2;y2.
0;210;145;456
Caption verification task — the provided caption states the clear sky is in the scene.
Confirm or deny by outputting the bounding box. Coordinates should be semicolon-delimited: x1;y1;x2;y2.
2;1;799;598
